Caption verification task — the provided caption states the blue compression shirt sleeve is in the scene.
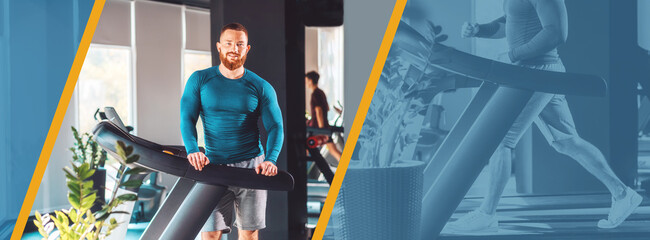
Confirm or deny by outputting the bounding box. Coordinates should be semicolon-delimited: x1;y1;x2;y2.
180;71;202;154
260;82;284;164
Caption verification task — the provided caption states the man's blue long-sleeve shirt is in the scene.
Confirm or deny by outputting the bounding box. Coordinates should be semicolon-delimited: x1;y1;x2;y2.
180;67;284;164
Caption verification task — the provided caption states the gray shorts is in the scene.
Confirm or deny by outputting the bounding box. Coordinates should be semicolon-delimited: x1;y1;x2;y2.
501;62;579;149
201;155;267;233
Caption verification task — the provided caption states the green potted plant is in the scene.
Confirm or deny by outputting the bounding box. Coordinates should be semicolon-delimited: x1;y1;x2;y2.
70;126;107;212
33;140;145;240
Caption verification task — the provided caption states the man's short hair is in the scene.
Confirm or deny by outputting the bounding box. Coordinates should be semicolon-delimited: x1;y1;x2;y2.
306;71;320;85
221;22;248;38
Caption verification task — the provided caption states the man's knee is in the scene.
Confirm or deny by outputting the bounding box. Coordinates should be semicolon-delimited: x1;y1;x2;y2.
550;136;582;154
202;231;223;240
489;144;514;164
496;144;514;156
238;229;259;240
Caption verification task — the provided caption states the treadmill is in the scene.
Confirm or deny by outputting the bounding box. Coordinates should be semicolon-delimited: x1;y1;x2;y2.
305;125;344;184
305;125;344;229
92;108;294;240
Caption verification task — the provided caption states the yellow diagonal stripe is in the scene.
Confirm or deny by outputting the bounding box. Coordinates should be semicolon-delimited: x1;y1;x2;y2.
311;0;407;239
10;0;106;238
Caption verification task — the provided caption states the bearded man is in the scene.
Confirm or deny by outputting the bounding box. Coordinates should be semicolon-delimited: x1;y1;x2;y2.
180;22;284;240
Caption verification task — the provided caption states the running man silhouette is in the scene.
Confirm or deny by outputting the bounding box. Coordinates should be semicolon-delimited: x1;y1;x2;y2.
448;0;643;232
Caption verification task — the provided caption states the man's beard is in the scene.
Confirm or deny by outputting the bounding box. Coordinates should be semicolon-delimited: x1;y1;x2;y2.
220;51;247;70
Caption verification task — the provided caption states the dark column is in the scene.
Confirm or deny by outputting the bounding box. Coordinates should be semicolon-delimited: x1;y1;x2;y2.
210;1;305;239
209;0;222;66
285;1;308;238
609;0;642;186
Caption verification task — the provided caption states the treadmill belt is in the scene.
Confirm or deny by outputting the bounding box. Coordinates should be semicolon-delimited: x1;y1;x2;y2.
441;213;650;240
455;192;650;213
439;194;650;240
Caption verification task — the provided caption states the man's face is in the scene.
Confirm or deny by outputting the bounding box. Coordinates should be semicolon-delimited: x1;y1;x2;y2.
217;29;250;70
305;77;313;89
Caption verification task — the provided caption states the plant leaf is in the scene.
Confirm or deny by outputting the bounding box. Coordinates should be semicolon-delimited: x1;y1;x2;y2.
117;141;127;158
116;194;138;202
124;146;134;156
82;180;94;190
435;34;448;43
81;168;95;180
69;194;81;209
63;167;76;180
67;182;81;195
125;155;139;164
34;211;42;222
109;210;132;215
124;167;147;175
119;180;143;189
95;212;110;222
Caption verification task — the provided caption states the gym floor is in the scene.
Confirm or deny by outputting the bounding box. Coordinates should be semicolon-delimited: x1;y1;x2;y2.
22;222;242;240
21;222;148;240
439;193;650;240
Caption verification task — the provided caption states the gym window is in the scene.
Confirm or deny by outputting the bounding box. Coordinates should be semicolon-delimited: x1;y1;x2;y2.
77;44;134;134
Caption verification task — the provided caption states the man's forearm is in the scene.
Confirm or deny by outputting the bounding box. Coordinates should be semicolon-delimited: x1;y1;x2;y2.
260;86;284;164
476;16;506;39
315;107;326;128
264;123;283;164
181;72;203;154
180;115;200;154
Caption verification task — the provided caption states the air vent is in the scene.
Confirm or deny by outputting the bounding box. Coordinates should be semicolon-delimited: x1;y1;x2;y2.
300;0;343;27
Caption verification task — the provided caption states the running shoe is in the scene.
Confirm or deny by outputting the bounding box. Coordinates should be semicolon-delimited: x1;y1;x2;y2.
597;187;643;229
446;209;499;232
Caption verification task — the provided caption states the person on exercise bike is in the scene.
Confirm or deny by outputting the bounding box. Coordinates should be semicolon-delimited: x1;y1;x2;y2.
180;22;284;240
448;0;642;232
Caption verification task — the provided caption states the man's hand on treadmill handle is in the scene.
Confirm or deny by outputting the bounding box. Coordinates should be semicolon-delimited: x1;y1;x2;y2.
255;161;278;176
461;22;480;38
187;152;209;171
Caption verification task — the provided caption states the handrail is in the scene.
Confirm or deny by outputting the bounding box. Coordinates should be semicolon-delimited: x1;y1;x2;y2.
92;121;294;191
393;20;607;97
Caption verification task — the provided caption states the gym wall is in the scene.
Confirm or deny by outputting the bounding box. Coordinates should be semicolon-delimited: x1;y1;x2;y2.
343;0;395;145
